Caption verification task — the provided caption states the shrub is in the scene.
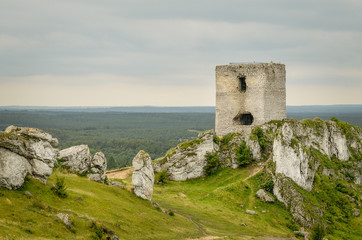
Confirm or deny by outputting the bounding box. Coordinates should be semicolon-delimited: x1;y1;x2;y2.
221;133;234;145
51;176;68;198
311;222;325;240
252;127;268;150
169;210;175;216
236;141;253;167
204;152;220;176
261;180;274;194
213;135;220;144
155;170;169;184
330;117;339;122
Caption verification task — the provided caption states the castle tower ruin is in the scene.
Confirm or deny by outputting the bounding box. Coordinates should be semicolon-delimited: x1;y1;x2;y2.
215;62;286;136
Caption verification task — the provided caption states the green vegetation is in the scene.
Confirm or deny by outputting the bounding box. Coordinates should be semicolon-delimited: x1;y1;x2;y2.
155;170;169;184
311;222;326;240
213;134;220;144
235;141;253;167
0;111;214;169
153;167;295;238
221;133;235;145
51;176;68;198
178;139;204;150
0;171;200;240
251;127;268;150
204;152;221;176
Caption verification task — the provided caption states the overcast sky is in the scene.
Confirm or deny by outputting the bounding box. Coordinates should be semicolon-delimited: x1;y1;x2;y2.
0;0;361;106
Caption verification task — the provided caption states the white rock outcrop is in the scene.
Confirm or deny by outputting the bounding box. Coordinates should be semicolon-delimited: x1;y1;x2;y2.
87;152;107;182
0;126;59;188
0;148;30;189
256;189;274;202
153;130;218;181
273;138;315;191
132;150;154;201
58;145;92;174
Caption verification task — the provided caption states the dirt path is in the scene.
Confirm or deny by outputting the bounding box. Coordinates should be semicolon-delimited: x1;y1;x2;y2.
170;208;207;236
243;164;265;181
106;167;133;179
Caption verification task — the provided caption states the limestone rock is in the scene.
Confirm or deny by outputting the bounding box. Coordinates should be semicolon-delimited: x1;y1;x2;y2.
110;181;124;188
58;145;91;174
0;126;59;188
87;152;107;182
256;189;274;202
0;148;30;190
246;209;257;215
24;191;33;198
5;125;59;147
352;208;360;217
0;127;58;166
153;130;218;181
132;150;154;201
273;176;317;228
56;213;72;228
29;158;53;183
273;137;315;191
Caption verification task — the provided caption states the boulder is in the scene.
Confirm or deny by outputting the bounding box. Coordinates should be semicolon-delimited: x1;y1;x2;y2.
0;148;30;190
0;127;58;166
58;145;91;174
87;152;107;182
256;189;274;202
246;209;258;215
56;213;72;228
132;150;154;201
110;181;124;188
0;126;59;187
153;130;218;181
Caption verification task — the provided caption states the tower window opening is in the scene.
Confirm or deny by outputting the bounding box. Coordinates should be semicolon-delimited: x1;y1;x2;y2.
233;113;253;125
239;77;246;91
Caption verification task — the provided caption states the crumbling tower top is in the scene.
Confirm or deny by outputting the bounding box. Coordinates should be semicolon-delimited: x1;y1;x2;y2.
215;62;286;136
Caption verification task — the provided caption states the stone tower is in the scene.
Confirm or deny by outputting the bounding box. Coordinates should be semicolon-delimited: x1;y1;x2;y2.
215;62;286;136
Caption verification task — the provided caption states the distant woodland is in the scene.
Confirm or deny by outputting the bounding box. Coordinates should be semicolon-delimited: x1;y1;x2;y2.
0;106;361;169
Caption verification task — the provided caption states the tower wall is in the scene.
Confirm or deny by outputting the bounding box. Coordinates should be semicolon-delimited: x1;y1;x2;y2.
215;63;286;136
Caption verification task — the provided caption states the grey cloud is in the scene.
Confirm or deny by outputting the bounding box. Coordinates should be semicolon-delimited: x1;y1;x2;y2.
0;0;361;96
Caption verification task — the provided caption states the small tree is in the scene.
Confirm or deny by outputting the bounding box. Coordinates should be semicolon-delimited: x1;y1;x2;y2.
236;141;253;167
311;222;325;240
52;176;68;198
155;170;169;184
204;152;220;176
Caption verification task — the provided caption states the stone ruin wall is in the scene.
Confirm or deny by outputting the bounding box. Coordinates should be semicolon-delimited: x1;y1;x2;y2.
215;63;286;136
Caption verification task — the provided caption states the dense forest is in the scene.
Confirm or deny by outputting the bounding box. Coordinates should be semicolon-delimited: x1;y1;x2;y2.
0;107;361;169
0;111;214;169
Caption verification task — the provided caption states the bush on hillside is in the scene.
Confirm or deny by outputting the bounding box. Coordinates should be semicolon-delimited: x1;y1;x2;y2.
204;152;220;175
236;141;253;167
252;127;268;150
51;176;68;198
155;170;169;184
311;222;325;240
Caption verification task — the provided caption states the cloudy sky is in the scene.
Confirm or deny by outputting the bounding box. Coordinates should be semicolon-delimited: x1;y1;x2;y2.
0;0;361;106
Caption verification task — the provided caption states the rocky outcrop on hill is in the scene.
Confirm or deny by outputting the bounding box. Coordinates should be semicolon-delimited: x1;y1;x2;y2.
256;189;274;203
88;152;107;182
153;130;218;181
156;118;361;229
0;126;59;189
59;145;92;174
58;145;107;183
132;150;154;201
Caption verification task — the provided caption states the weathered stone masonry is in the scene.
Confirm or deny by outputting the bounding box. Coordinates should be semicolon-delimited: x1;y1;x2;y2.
215;62;286;136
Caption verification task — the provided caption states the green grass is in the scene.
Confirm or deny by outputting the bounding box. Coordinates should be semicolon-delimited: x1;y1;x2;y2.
153;166;295;238
0;171;200;240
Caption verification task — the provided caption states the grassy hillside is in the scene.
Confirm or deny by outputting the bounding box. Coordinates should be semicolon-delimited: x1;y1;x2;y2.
0;166;298;240
0;171;199;240
1;164;361;239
